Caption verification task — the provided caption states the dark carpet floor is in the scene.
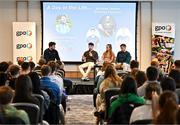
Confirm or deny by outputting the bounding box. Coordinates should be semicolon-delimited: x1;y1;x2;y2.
65;95;96;124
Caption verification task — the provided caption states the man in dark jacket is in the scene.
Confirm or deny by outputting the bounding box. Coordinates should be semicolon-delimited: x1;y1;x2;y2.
44;42;60;63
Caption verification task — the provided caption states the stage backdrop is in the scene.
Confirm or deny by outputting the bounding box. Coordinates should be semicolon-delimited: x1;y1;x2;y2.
152;23;175;73
13;22;36;64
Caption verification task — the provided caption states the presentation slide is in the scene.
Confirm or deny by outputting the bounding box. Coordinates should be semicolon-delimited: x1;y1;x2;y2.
42;2;137;62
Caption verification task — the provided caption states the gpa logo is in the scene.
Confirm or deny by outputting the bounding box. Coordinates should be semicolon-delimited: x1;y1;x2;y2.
17;56;33;62
16;30;32;36
155;25;172;32
16;43;32;49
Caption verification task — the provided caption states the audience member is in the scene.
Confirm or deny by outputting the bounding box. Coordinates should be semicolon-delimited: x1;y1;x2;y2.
8;65;20;90
135;70;147;87
0;61;9;73
13;75;40;107
153;91;178;124
0;72;8;86
40;65;61;105
137;66;159;97
176;107;180;124
174;60;180;70
130;82;161;123
20;62;30;75
169;69;180;88
29;61;35;72
0;86;30;124
34;58;46;77
161;77;176;92
108;76;145;124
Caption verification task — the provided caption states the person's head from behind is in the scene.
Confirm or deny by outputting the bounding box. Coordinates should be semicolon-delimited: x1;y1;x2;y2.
174;60;180;70
47;61;57;74
106;44;112;51
0;72;8;86
29;61;35;72
17;59;24;66
49;42;56;50
169;69;180;86
146;66;159;81
38;58;46;66
21;62;30;74
145;82;161;100
0;61;9;73
28;72;41;94
161;77;176;92
156;91;178;124
120;44;126;52
0;86;14;105
104;64;116;79
41;65;51;76
8;64;20;78
15;75;33;97
135;70;147;87
101;62;111;72
56;60;64;69
121;76;137;95
130;60;139;70
88;42;94;51
151;60;160;68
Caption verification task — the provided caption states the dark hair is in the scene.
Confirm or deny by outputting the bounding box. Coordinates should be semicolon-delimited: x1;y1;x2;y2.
174;60;180;68
49;42;56;47
0;62;9;72
169;69;180;88
161;77;176;92
145;82;161;100
41;65;51;76
135;71;147;87
88;42;94;46
17;59;24;66
8;65;20;76
47;61;57;73
14;75;33;100
146;66;159;81
156;91;178;124
0;86;14;105
0;72;8;86
120;44;126;47
130;60;139;69
28;72;43;95
21;62;30;71
121;76;137;95
29;61;35;71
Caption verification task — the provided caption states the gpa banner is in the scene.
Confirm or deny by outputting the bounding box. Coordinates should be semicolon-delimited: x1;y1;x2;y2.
13;22;36;64
152;23;175;73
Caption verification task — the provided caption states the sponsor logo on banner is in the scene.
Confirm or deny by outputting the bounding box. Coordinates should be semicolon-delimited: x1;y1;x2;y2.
155;25;172;32
16;30;32;36
17;56;33;62
16;43;32;49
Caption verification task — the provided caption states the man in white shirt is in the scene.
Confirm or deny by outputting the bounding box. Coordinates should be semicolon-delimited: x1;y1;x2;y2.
130;82;161;124
137;66;160;97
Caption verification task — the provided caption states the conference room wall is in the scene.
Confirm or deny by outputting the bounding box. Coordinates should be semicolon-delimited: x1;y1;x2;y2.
0;1;179;71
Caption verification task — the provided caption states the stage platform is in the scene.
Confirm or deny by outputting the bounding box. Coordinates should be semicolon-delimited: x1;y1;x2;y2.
69;78;95;94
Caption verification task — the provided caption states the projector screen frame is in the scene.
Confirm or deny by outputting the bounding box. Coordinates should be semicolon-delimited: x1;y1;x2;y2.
41;1;138;64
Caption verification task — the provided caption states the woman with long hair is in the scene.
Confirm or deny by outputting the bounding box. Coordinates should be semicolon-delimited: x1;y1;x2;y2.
102;44;115;63
154;91;179;124
13;75;40;107
96;64;122;112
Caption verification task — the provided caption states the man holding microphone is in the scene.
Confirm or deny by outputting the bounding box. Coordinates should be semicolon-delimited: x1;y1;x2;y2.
79;42;98;81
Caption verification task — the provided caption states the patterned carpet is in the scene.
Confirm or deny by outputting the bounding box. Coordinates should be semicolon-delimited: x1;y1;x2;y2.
65;95;96;124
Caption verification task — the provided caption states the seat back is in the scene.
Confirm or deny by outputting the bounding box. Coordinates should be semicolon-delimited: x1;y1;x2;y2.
110;95;119;104
11;103;40;125
131;119;152;124
33;94;44;123
104;88;120;120
108;102;142;124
